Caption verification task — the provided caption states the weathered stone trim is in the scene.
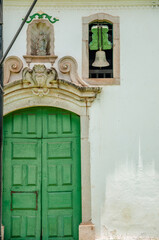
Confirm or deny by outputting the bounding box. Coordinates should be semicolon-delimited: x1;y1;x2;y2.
3;69;101;240
4;56;23;85
1;225;4;240
59;56;88;86
79;222;95;240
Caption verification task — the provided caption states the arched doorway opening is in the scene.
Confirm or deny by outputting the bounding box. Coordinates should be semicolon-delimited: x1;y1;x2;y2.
3;107;81;239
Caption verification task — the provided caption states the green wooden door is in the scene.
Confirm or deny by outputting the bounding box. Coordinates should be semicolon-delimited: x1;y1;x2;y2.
3;107;81;240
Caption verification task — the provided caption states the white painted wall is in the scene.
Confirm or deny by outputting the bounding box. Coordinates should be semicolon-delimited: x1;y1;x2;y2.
3;2;159;239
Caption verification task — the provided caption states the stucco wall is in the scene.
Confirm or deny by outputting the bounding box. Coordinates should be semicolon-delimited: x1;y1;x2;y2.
3;2;159;239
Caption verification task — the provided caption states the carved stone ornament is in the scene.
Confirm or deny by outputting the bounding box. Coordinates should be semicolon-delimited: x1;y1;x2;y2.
4;56;23;84
22;64;58;96
58;56;88;86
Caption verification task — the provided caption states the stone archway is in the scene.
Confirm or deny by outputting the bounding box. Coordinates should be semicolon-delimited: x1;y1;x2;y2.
3;55;101;240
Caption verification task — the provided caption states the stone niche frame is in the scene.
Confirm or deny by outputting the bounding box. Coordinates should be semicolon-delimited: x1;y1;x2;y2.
3;56;101;240
82;13;120;86
23;19;58;66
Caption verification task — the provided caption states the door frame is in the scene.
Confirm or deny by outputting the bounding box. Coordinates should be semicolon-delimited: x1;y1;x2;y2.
3;78;100;239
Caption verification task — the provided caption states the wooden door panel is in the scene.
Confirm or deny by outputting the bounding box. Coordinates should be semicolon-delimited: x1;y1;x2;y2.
43;108;80;138
3;138;41;239
47;164;73;187
10;214;38;239
47;141;72;159
3;108;42;139
11;192;37;210
42;138;81;240
12;141;38;159
48;192;72;209
48;213;73;239
62;164;72;185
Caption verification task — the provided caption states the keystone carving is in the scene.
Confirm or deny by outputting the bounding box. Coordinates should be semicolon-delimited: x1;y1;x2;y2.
4;56;23;84
58;56;88;86
22;64;57;96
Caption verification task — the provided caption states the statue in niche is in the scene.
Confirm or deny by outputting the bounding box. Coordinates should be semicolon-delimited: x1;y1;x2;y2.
24;20;58;65
36;31;47;56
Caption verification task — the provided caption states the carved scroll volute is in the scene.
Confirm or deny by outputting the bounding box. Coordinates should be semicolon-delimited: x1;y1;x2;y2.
58;56;88;86
4;56;23;84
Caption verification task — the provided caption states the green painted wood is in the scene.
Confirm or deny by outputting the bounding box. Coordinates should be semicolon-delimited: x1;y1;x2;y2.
3;107;81;240
42;108;80;138
102;27;112;50
3;108;42;139
90;25;112;51
3;138;42;239
42;137;81;240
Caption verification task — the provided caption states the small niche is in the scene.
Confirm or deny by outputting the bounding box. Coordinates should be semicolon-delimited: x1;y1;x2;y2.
30;22;51;56
23;19;57;66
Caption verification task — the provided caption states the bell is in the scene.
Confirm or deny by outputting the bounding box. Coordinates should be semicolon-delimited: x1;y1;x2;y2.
92;50;109;67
